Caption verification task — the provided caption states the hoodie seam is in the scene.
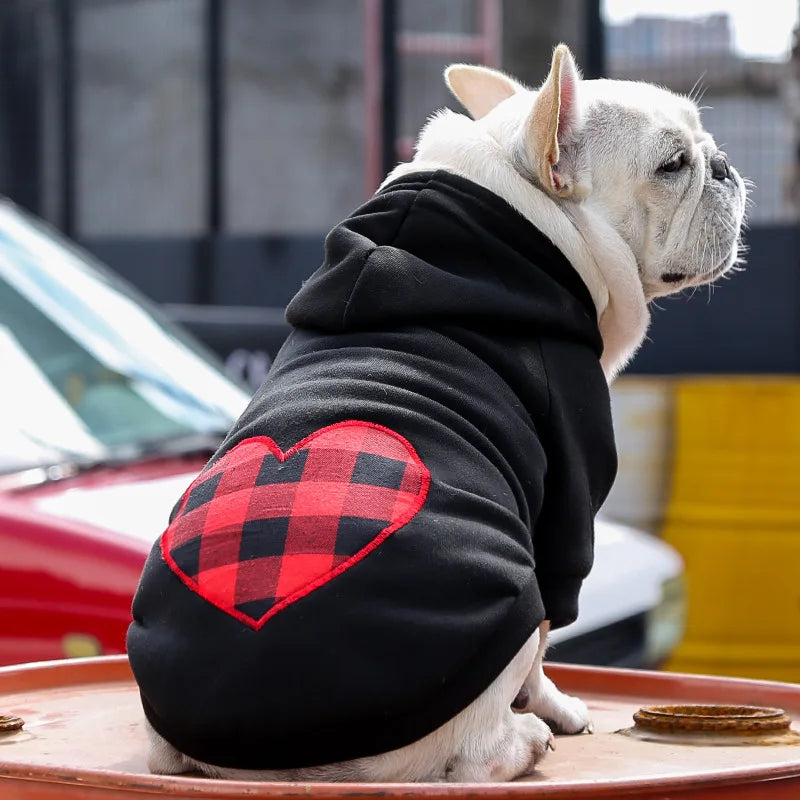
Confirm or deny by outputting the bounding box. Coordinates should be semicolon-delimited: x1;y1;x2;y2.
341;244;376;329
342;177;434;328
536;338;553;420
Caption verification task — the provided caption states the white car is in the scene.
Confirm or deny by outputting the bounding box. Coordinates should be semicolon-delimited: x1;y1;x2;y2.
549;519;685;667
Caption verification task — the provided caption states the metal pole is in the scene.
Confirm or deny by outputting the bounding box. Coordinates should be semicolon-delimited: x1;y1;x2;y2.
206;0;223;235
201;0;224;304
364;0;398;195
363;0;382;195
379;0;398;180
0;2;42;215
584;0;606;79
479;0;502;67
58;0;75;237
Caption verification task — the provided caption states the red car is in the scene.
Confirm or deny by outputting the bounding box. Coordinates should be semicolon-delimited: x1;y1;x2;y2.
0;200;685;668
0;199;251;665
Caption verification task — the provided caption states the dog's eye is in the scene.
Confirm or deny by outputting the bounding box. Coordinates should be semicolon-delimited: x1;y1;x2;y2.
659;152;686;173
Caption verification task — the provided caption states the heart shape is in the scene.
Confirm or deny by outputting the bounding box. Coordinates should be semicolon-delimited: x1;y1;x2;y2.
161;421;430;629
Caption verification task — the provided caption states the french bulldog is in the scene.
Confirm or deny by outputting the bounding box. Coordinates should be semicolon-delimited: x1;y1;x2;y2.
139;44;746;783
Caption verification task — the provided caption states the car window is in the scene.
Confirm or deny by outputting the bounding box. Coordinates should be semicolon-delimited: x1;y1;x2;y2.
0;201;250;474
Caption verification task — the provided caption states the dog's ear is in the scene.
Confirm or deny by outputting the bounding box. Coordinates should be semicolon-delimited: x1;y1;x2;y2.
526;44;582;198
444;64;523;119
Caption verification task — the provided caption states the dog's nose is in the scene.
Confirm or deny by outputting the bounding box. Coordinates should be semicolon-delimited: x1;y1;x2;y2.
710;151;731;181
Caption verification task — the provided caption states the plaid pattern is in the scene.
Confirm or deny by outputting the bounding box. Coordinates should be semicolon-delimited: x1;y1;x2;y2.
161;421;430;629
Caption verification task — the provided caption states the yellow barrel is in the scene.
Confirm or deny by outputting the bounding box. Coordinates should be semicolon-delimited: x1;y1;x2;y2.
663;377;800;681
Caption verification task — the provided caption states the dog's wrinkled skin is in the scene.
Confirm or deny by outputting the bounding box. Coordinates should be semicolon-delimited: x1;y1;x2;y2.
147;45;746;782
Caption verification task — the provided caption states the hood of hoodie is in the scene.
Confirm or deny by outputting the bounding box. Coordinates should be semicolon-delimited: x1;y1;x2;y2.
285;170;602;355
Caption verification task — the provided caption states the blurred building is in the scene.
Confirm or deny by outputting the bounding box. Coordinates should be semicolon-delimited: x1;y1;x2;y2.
786;18;800;214
0;1;797;375
608;13;794;224
607;13;732;65
0;0;592;242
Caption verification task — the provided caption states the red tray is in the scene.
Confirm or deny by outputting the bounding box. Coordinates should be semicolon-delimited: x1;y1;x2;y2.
1;656;799;799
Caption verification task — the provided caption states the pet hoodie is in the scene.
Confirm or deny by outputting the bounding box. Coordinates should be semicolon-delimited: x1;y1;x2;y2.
127;170;617;771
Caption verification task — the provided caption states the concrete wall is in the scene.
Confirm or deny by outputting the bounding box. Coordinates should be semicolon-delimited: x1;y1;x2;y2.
74;0;366;237
224;0;364;234
77;0;205;236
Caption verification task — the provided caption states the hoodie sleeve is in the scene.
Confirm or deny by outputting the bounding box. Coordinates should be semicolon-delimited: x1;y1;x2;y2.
531;337;618;629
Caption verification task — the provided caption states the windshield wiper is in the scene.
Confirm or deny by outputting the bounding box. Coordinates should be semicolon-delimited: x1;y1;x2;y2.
130;431;229;459
0;430;228;488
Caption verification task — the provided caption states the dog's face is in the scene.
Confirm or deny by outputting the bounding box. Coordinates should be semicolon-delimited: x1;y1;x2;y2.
444;46;748;301
575;80;747;298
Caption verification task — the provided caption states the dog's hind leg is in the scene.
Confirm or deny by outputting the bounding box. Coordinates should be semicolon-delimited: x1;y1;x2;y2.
512;620;592;735
443;706;553;782
144;719;194;775
440;629;554;782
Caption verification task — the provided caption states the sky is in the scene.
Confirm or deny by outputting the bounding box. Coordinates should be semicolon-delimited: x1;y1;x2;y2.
603;0;798;58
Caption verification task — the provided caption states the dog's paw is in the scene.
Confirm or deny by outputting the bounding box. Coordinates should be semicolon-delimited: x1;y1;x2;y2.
514;710;557;770
445;712;553;782
514;675;592;735
539;691;592;735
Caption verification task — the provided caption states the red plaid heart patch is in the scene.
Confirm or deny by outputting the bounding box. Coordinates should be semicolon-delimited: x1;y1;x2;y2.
161;421;430;629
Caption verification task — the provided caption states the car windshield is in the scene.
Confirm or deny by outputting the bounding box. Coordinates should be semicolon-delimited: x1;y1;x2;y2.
0;200;250;475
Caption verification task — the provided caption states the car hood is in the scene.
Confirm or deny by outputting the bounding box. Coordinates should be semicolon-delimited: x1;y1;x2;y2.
32;472;198;546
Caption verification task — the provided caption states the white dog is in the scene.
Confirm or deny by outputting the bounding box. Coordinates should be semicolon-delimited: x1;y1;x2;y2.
136;44;746;783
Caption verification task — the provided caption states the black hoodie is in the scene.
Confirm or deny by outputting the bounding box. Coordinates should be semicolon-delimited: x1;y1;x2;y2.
127;170;617;771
